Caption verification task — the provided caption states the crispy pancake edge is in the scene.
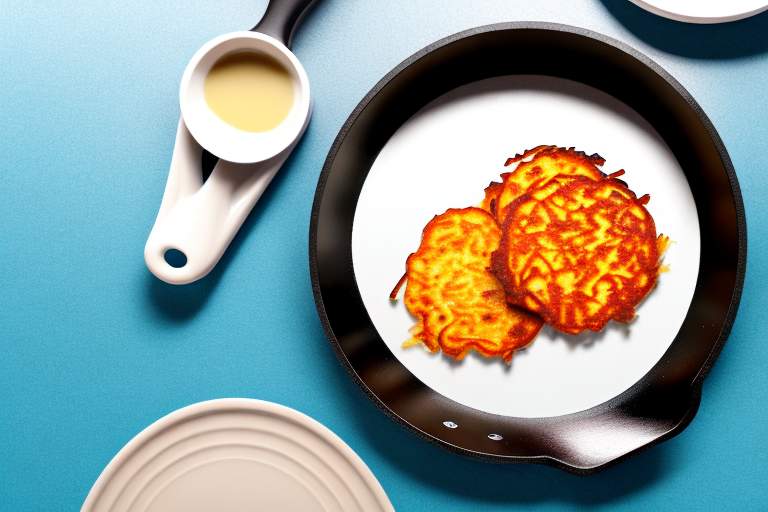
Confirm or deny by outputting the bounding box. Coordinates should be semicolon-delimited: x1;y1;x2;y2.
496;146;608;224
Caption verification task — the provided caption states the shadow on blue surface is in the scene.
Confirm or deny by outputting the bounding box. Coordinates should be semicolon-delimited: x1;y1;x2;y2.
144;140;305;322
600;0;768;59
146;269;221;321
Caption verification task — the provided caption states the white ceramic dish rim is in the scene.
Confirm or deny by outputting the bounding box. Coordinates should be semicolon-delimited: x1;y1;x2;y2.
180;31;311;164
628;0;768;23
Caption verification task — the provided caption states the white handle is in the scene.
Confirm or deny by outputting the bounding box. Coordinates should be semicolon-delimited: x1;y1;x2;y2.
144;116;302;284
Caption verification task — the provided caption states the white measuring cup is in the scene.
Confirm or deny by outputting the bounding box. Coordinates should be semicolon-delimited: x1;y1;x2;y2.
145;0;315;284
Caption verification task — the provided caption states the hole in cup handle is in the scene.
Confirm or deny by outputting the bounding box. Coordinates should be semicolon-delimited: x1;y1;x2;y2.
164;249;188;268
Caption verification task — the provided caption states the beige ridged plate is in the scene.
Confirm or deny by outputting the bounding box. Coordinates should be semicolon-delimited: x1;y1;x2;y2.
81;399;393;512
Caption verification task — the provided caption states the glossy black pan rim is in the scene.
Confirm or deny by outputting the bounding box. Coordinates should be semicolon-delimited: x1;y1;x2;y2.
309;22;746;475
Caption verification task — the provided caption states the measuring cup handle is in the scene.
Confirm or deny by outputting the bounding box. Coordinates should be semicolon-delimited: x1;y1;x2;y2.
252;0;318;49
144;117;303;285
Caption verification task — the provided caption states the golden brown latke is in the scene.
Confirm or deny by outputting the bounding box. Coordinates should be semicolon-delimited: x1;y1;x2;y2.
494;146;607;223
491;175;670;334
392;207;543;362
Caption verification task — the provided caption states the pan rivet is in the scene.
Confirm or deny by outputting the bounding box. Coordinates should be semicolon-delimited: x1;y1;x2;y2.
443;421;458;429
488;434;503;441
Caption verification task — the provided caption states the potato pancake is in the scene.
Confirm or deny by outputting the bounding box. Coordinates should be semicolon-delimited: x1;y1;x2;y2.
492;175;670;334
395;207;543;362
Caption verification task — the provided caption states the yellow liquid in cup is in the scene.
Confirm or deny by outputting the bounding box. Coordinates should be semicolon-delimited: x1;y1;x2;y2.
204;52;294;133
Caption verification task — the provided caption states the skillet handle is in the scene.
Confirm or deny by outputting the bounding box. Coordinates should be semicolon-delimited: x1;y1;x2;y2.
252;0;317;49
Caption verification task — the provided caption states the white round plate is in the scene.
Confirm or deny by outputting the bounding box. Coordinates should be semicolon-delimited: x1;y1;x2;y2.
352;75;700;418
628;0;768;23
82;399;393;512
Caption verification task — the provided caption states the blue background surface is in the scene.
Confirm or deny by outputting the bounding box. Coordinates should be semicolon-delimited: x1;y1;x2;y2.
1;1;767;510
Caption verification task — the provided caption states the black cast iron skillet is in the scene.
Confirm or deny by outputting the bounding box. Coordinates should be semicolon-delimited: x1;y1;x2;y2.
309;22;746;475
